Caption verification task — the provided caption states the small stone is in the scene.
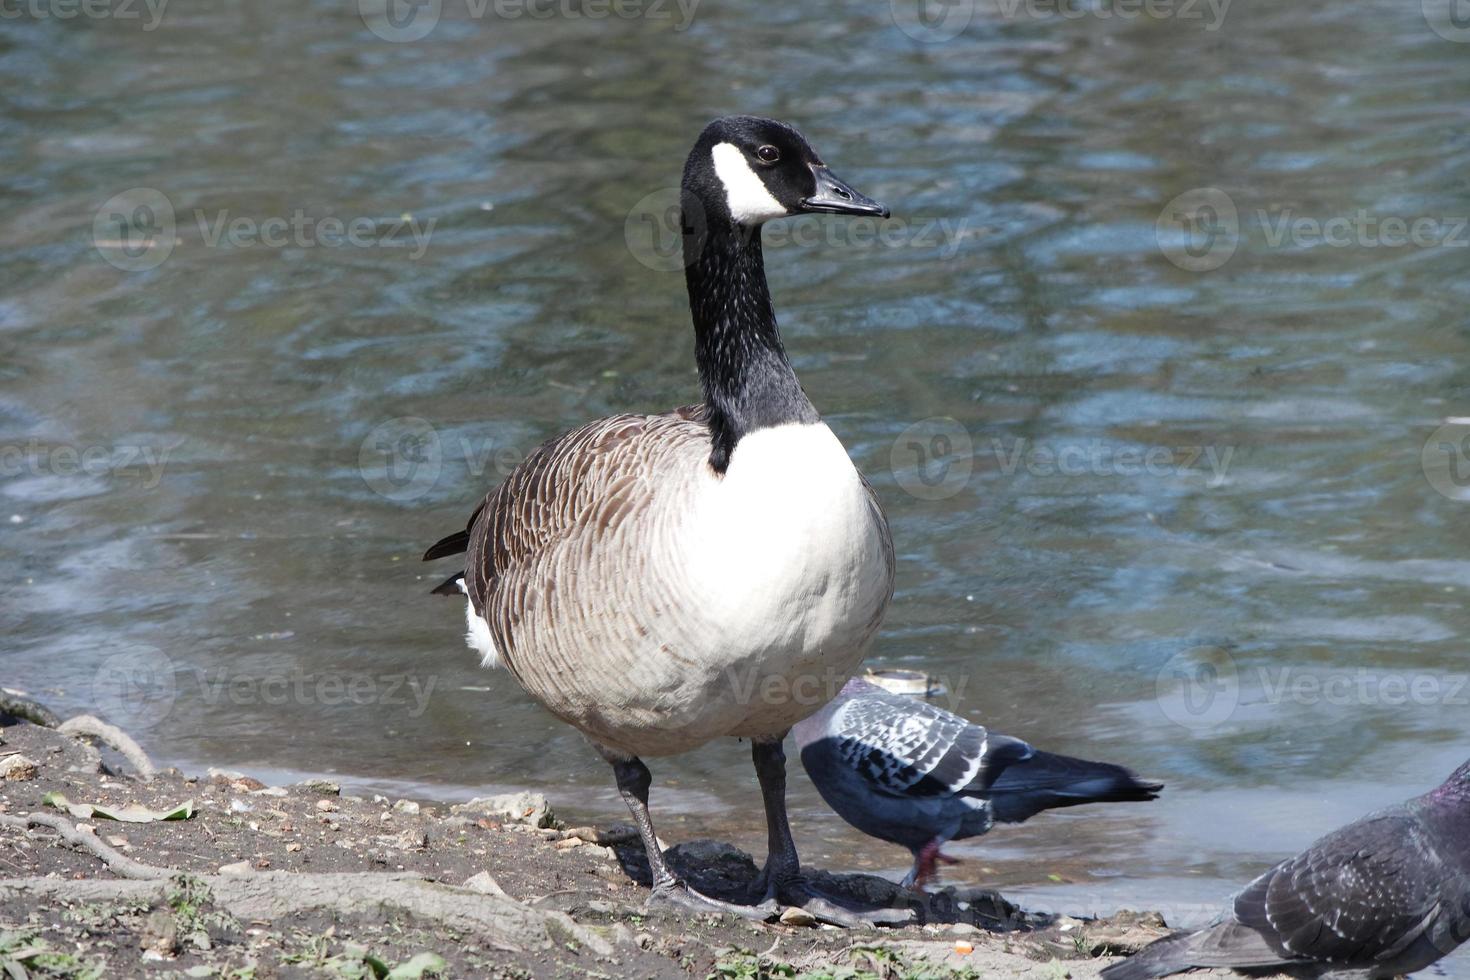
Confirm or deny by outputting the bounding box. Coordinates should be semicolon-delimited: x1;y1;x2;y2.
314;799;339;813
0;755;38;781
779;906;818;927
217;860;252;875
297;779;341;796
286;843;302;852
141;909;178;955
392;799;420;815
450;791;556;829
463;871;512;899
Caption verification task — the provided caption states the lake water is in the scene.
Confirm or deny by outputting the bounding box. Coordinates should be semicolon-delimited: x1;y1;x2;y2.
5;0;1470;963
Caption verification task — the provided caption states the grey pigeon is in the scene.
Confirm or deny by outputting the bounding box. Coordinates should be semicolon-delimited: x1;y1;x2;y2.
1102;758;1470;980
793;678;1163;888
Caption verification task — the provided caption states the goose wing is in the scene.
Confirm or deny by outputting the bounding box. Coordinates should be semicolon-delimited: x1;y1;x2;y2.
424;404;709;603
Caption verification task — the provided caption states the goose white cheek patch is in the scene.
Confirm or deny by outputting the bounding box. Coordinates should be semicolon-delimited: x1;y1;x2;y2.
711;142;788;225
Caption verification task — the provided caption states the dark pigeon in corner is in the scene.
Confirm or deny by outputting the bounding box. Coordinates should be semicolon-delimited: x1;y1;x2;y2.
793;678;1163;889
1102;758;1470;980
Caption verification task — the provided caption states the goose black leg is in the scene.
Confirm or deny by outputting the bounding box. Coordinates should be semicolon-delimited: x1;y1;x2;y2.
607;754;772;921
750;736;912;928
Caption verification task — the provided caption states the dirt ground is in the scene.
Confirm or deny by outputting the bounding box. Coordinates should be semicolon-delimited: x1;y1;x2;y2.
0;718;1239;980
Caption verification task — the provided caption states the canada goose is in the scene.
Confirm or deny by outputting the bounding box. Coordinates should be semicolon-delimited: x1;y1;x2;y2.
424;117;897;923
1102;758;1470;980
793;678;1162;890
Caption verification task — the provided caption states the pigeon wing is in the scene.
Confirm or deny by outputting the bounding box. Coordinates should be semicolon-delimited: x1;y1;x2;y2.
829;691;1021;799
1232;810;1449;966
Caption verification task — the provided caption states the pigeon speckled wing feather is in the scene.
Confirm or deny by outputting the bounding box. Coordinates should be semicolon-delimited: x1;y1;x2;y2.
829;689;1024;798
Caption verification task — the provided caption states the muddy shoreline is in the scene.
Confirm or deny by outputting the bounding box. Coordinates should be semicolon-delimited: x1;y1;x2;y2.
0;717;1246;979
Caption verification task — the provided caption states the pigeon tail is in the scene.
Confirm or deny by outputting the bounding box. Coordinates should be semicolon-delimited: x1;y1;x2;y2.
1099;931;1198;980
1104;918;1306;980
984;749;1162;824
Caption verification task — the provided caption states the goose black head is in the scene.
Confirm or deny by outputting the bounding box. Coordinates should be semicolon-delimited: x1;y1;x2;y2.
682;115;888;229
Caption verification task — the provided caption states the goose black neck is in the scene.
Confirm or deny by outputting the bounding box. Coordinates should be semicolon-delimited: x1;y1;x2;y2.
684;217;817;473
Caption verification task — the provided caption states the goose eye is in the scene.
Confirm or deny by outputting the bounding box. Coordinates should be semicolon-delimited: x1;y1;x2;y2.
755;145;780;164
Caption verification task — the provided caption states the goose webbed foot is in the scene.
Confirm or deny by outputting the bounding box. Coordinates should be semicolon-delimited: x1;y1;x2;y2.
770;873;915;928
750;737;914;928
606;751;779;922
648;879;777;921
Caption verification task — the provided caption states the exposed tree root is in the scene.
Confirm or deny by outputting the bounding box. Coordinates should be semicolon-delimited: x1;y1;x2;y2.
0;873;550;950
0;690;61;729
0;812;173;880
0;809;553;949
56;714;157;781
